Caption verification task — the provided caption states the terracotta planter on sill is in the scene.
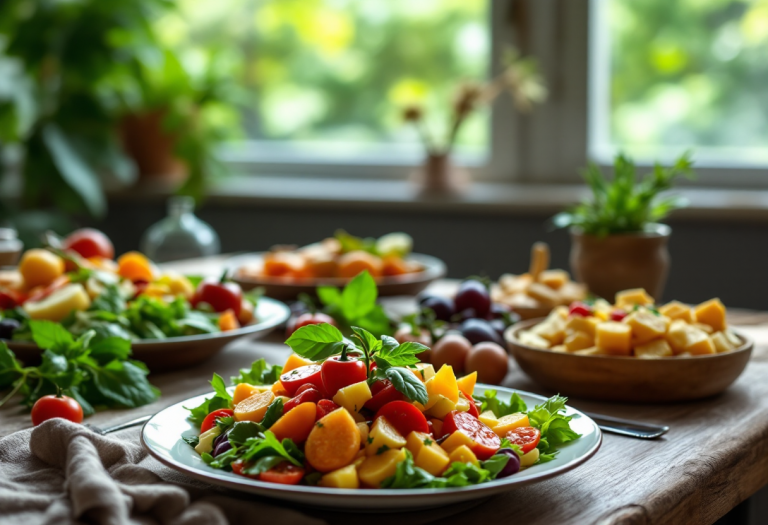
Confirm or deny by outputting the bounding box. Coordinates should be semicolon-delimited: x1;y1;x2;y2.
410;153;469;196
570;223;671;302
120;109;187;187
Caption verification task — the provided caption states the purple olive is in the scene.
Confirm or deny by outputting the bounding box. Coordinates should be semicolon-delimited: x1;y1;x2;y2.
495;448;521;477
0;318;20;340
460;318;504;345
489;319;507;338
422;296;455;322
212;439;232;457
455;280;491;318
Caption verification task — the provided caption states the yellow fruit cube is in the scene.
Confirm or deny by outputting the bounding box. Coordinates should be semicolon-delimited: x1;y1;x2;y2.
358;449;407;488
234;390;275;422
594;309;609;321
634;339;673;358
615;288;654;308
565;316;600;338
692;322;714;334
595;322;633;356
531;317;566;345
526;282;560;306
333;381;372;414
232;383;270;405
415;443;450;476
356;422;369;446
694;299;727;332
405;431;432;456
365;416;406;456
564;331;594;352
448;445;479;465
520;448;540;469
665;320;690;354
456;372;477;396
574;346;606;356
711;332;735;354
319;464;360;489
518;331;551;349
413;378;439;412
426;395;457;419
410;363;436;382
686;332;716;356
478;410;499;428
492;413;530;437
658;301;694;323
282;354;314;374
551;345;567;352
455;392;471;413
539;269;569;290
430;365;459;403
623;310;670;344
725;329;742;348
440;430;475;453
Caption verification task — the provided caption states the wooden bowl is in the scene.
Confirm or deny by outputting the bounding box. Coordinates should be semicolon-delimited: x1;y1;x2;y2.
504;318;754;403
227;253;447;301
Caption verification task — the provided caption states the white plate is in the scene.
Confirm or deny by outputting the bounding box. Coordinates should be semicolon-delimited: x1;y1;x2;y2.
141;385;602;510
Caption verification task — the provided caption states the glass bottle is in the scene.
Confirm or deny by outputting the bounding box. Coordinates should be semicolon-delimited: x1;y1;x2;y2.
140;196;220;262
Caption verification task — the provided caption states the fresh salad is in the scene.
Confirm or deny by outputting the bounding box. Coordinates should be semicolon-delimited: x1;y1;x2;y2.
0;228;258;344
182;323;581;489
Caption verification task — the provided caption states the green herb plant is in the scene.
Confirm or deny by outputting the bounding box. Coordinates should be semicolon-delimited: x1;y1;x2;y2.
315;271;393;337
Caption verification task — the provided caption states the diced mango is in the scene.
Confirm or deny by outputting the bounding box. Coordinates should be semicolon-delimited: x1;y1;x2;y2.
426;395;457;419
539;269;569;290
692;322;714;334
686;332;716;356
564;331;593;352
365;416;406;456
711;331;735;354
658;301;695;323
634;339;673;358
234;390;275;422
270;402;317;443
333;381;372;414
319;464;360;489
356;422;369;446
520;448;540;468
565;316;600;338
531;317;566;345
594;309;609;321
623;310;670;344
492;413;530;437
478;410;499;428
440;430;475;453
430;365;459;403
413;377;439;412
456;372;477;396
518;331;551;349
410;363;436;382
233;383;270;405
405;431;432;456
551;305;570;319
415;443;450;476
694;299;727;332
271;381;289;397
448;445;479;465
455;392;471;413
615;288;654;308
595;322;633;356
358;449;407;488
282;354;314;374
665;320;691;354
194;426;221;455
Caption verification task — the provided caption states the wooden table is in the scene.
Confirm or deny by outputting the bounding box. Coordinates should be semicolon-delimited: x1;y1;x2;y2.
2;264;768;525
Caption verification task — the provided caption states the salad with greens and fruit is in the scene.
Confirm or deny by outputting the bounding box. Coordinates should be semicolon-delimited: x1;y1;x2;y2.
182;323;581;489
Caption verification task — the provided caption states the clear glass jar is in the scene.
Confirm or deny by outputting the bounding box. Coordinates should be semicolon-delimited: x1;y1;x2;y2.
140;196;220;262
0;227;23;267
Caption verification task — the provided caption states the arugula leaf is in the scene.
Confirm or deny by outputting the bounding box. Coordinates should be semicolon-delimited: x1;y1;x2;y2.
380;367;428;405
341;271;377;320
210;373;233;402
285;323;348;361
475;389;527;417
184;395;230;426
526;395;581;462
240;431;303;467
29;320;74;351
231;358;282;386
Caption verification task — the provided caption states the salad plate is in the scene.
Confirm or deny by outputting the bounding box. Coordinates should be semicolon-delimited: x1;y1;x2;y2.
8;297;290;372
227;252;446;300
141;385;601;510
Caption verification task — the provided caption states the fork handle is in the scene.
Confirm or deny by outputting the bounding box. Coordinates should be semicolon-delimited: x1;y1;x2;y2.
101;415;153;434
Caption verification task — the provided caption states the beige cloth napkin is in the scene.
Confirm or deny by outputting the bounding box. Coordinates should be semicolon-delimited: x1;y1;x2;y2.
0;419;325;525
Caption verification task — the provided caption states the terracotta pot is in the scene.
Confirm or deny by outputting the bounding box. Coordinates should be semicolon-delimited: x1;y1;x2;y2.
411;153;469;196
120;109;187;184
570;224;671;302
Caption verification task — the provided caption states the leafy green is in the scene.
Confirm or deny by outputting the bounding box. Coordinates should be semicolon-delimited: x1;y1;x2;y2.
210;373;233;402
184;395;230;427
381;451;497;489
182;434;200;448
527;395;581;461
260;398;284;429
474;389;528;417
285;323;349;361
373;365;428;405
482;453;511;478
316;271;392;337
377;341;427;367
231;358;282;386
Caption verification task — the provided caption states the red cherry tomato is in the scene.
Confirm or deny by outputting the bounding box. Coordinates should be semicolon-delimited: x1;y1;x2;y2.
364;381;405;412
132;279;150;299
285;313;337;338
505;426;541;454
374;400;429;437
283;387;323;414
31;395;84;426
460;390;480;418
320;355;368;398
192;274;243;316
316;399;340;420
231;459;254;478
62;228;114;260
568;302;592;317
200;409;234;434
0;289;26;309
257;462;306;485
280;364;323;397
610;309;628;322
442;410;500;460
294;383;321;396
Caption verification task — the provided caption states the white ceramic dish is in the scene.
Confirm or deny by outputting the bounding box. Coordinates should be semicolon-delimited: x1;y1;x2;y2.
141;385;602;510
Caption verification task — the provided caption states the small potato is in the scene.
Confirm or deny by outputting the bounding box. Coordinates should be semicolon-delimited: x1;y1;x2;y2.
465;342;509;385
430;334;472;373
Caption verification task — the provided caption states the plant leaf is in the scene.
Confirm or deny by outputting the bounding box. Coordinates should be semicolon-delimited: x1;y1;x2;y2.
284;323;347;361
385;367;428;405
341;271;377;320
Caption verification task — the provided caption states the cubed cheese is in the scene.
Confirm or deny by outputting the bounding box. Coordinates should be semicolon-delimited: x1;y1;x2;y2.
595;322;633;356
623;310;670;344
658;301;694;323
564;331;594;352
634;339;673;358
615;288;654;308
539;269;569;290
694;299;727;332
333;381;372;414
565;316;600;338
365;416;406;456
492;413;530;437
710;332;735;354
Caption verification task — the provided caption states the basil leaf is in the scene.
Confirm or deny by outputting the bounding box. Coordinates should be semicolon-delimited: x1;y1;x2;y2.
385;367;428;405
231;358;282;386
228;421;264;445
88;337;132;364
351;326;380;353
285;323;347;361
260;398;284;429
377;341;426;367
29;320;74;351
90;360;161;407
341;271;377;320
317;286;342;307
210;373;233;402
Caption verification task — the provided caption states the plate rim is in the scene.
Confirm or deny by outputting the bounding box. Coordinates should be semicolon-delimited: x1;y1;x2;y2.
140;384;602;500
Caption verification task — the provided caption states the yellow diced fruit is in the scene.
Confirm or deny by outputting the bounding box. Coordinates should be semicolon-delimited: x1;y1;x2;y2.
319;464;360;489
658;301;695;323
353;455;366;469
448;445;479;466
440;430;475;453
455;392;471;412
594;310;609;321
634;339;673;358
478;411;499;428
595;322;633;356
725;329;742;348
493;413;530;437
615;288;654;308
430;365;459;403
539;269;569;290
518;331;551;349
410;363;436;382
23;283;91;322
365;416;406;456
574;346;605;356
282;354;314;374
406;431;433;456
551;306;570;319
426;395;457;419
520;448;540;468
357;422;369;447
665;320;691;354
358;449;407;488
711;332;736;354
686;332;716;356
564;331;594;352
694;299;727;332
565;316;600;338
526;282;560;306
232;383;270;405
692;322;714;334
456;372;477;396
623;310;670;344
415;443;450;476
194;426;221;455
413;377;438;412
531;317;566;345
551;345;567;353
333;381;372;414
234;390;275;422
271;381;289;397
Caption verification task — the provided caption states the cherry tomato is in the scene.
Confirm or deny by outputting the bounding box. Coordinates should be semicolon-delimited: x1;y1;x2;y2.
568;302;592;317
0;289;26;309
321;355;368;398
192;272;243;316
294;383;321;396
374;400;429;437
283;387;323;414
285;312;337;338
316;399;340;420
442;410;500;460
460;390;480;418
231;459;255;478
280;364;323;397
610;309;628;322
364;381;405;412
31;394;84;426
257;462;306;485
505;426;541;454
200;408;234;434
62;228;114;260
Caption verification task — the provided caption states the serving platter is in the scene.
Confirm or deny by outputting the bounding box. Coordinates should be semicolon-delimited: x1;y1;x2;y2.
7;297;290;373
141;385;601;511
505;319;753;403
227;252;446;300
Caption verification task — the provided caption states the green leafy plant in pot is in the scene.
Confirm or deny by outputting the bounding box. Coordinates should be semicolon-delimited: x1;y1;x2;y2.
551;152;694;302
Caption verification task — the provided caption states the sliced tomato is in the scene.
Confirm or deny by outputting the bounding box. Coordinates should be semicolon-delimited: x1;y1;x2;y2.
460;390;480;418
231;459;257;479
364;381;404;412
200;409;234;434
505;426;541;454
280;364;323;397
442;410;500;460
374;400;429;436
316;399;340;420
283;387;323;414
258;462;306;485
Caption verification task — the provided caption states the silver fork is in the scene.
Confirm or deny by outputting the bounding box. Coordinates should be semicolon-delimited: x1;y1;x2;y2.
86;415;153;435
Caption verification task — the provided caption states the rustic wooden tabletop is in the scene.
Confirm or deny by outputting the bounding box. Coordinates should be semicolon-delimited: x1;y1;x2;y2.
2;256;767;525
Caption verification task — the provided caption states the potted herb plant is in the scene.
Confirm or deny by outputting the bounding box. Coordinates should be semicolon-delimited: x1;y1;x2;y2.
551;153;694;302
